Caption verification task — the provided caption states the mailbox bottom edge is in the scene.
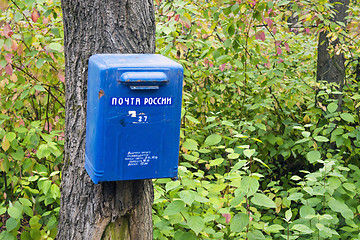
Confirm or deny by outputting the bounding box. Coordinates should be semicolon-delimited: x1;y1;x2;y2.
85;154;104;184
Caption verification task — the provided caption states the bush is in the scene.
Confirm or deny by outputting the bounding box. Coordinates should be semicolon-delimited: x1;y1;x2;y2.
153;0;360;239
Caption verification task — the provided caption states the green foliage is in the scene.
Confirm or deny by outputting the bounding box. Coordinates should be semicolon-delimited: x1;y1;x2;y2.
1;0;360;239
153;0;360;239
0;0;64;238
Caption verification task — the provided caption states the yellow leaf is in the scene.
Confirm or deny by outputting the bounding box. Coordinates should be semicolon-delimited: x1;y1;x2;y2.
2;137;10;151
240;4;247;13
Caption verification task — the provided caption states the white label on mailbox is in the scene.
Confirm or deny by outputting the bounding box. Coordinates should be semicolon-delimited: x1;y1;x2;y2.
111;97;172;106
125;151;158;167
128;111;136;117
128;111;149;123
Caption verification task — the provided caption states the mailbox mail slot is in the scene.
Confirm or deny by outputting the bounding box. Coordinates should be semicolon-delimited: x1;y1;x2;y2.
85;54;183;184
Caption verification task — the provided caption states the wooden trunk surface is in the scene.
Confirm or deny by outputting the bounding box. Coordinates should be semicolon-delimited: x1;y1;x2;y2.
316;0;349;84
57;1;155;239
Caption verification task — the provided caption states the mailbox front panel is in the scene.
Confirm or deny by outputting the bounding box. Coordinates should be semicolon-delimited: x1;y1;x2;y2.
85;54;183;183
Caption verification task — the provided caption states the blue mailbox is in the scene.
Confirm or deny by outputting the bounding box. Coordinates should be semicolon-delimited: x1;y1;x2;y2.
85;54;183;184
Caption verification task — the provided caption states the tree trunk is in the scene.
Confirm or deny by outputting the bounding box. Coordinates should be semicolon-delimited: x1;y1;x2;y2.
57;1;156;239
316;0;349;112
316;0;349;84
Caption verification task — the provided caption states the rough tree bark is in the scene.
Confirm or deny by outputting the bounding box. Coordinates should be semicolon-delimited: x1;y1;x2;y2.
57;1;156;239
316;0;349;84
316;0;349;112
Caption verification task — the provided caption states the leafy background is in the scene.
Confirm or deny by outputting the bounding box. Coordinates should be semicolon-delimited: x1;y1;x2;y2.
1;0;360;239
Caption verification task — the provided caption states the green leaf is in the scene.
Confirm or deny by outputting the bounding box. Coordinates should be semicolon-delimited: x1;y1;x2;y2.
38;179;52;194
314;136;329;142
206;117;216;122
194;195;209;203
254;158;270;169
182;154;198;162
291;224;314;234
222;120;234;127
343;182;356;192
290;175;301;181
224;39;232;49
204;134;222;146
11;148;25;161
49;142;62;157
8;206;22;219
287;193;303;201
36;58;45;68
210;158;224;166
232;160;247;171
29;216;42;229
48;42;62;51
254;122;266;131
2;232;16;240
302;131;311;138
237;145;250;149
251;193;276;208
247;230;265;240
37;144;52;159
14;12;22;23
0;206;6;215
19;198;32;207
50;171;60;177
230;191;245;207
30;229;42;240
34;85;46;92
327;102;338;113
188;216;204;235
179;190;196;206
183;139;198;151
328;198;354;219
14;127;28;133
6;217;19;232
265;224;285;233
163;200;186;216
243;149;255;158
165;181;180;192
174;230;196;240
28;175;39;182
185;115;200;124
285;209;292;222
299;205;315;218
162;26;172;35
47;215;58;230
340;113;354;123
228;153;240;159
295;138;310;144
241;176;259;196
6;132;16;142
293;126;305;130
51;184;60;199
306;150;321;163
5;38;12;48
227;24;235;36
23;206;34;218
230;213;249;232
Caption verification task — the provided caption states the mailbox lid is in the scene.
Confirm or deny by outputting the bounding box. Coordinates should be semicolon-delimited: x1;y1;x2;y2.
90;54;182;69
